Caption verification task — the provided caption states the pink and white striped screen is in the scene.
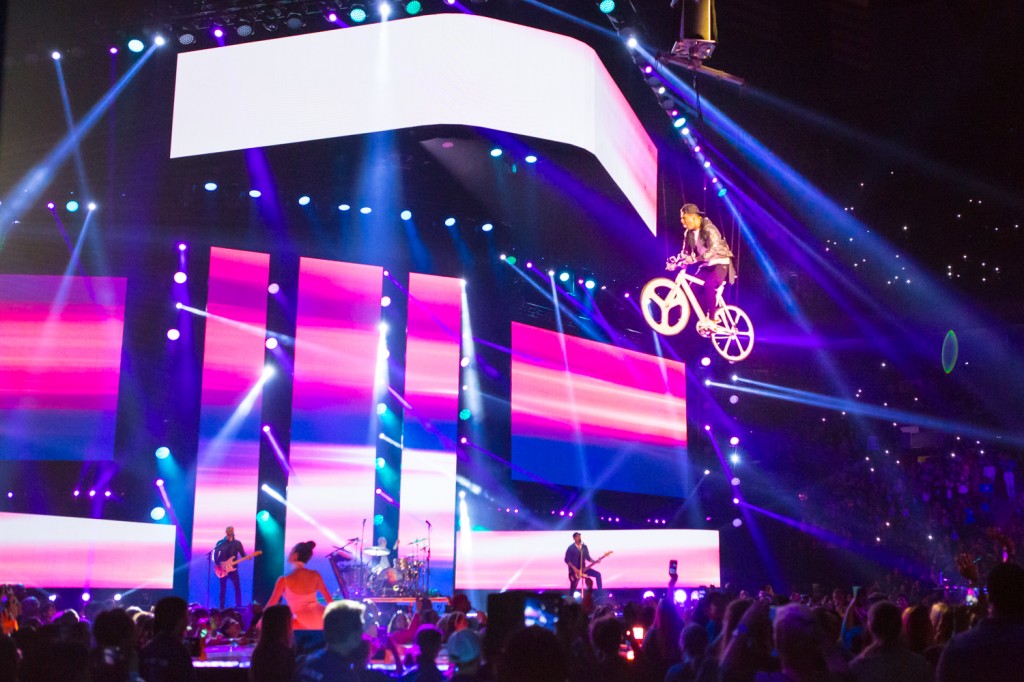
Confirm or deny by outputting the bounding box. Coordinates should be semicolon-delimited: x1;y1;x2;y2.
455;529;720;590
0;275;126;460
398;273;462;593
286;258;382;577
0;512;176;588
510;322;688;497
189;247;270;602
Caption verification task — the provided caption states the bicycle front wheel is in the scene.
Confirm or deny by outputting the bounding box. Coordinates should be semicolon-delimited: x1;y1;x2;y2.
640;277;690;336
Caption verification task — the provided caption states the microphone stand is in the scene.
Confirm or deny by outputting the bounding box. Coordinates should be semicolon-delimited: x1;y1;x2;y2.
425;520;432;596
205;548;215;611
359;518;367;599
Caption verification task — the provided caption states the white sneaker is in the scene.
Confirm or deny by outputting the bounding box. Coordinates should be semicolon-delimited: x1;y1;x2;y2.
696;319;714;337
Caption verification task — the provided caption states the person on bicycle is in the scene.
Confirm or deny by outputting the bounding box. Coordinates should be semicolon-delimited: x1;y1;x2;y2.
665;203;736;337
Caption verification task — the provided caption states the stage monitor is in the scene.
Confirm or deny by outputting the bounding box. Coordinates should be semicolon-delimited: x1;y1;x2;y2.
455;528;720;590
0;274;126;460
510;323;688;497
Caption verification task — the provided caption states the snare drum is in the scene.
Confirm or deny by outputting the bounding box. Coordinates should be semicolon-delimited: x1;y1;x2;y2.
395;557;409;572
383;568;400;584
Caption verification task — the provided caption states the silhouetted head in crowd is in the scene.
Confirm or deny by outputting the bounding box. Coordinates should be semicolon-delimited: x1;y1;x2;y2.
289;541;316;565
867;601;901;648
590;617;625;658
93;609;135;649
497;626;567;682
988;561;1024;618
323;600;365;657
902;605;932;653
415;625;443;664
773;604;824;674
258;604;293;649
680;623;709;660
153;597;189;639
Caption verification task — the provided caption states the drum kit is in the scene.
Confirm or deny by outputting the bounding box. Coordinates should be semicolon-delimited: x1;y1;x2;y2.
327;537;430;600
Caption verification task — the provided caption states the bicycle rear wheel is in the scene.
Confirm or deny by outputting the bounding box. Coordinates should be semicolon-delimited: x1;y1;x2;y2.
711;305;754;362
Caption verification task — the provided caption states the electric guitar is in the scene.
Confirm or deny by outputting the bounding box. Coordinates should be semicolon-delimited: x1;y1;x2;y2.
568;550;613;582
214;550;262;578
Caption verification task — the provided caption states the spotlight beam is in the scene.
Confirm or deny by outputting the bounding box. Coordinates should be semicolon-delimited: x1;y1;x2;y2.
261;484;345;546
711;379;1024;447
0;43;159;242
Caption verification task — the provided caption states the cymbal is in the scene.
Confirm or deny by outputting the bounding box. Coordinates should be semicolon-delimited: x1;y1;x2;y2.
408;538;426;545
364;547;390;556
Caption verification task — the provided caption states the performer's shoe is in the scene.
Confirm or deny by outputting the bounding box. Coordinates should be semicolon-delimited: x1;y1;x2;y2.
696;319;714;337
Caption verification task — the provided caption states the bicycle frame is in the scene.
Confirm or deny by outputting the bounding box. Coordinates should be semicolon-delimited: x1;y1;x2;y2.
667;269;725;322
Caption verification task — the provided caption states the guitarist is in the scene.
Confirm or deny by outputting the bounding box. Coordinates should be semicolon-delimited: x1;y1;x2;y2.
564;532;603;594
214;526;246;608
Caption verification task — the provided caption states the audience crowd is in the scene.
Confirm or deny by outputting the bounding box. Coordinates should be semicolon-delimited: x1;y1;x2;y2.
2;559;1023;682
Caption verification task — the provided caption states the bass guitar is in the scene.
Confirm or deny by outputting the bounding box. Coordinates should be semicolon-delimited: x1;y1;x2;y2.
215;550;262;578
568;550;613;583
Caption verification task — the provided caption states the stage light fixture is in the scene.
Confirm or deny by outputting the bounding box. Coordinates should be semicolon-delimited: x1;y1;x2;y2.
173;271;187;284
236;21;254;37
380;3;392;18
693;145;701;152
178;242;188;251
599;0;616;13
213;27;225;38
110;46;119;54
375;457;386;470
524;155;538;163
66;200;80;212
381;295;392;307
265;338;278;350
87;202;97;211
178;32;196;45
444;217;456;227
155;446;171;460
506;256;517;265
730;454;740;464
74;490;80;497
732;518;742;527
166;329;181;341
105;490;112;498
257;510;271;522
703;161;711;168
718;187;728;197
729;394;739;404
338;204;351;211
400;210;412;220
459;409;472;420
700;356;711;367
627;36;638;49
327;11;339;22
703;469;710;475
489;147;503;158
360;206;372;214
51;51;61;61
558;272;570;282
204;182;217;191
268;283;280;294
128;39;145;53
729;436;740;446
460;357;470;368
404;0;422;14
46;202;55;210
584;279;596;290
681;127;690;135
154;36;166;46
82;592;91;602
298;195;311;206
350;5;368;22
731;477;740;486
150;507;166;521
155;479;164;487
481;223;493;232
249;189;262;198
285;13;304;29
376;402;387;416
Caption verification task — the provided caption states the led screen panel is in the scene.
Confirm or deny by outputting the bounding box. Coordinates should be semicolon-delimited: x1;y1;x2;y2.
189;247;270;602
0;275;126;460
455;528;719;590
0;512;176;589
510;322;688;497
286;258;382;579
398;274;462;593
170;14;658;234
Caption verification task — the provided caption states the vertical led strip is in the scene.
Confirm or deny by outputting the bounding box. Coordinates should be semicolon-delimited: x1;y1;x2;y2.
287;258;383;579
398;274;462;594
189;247;270;603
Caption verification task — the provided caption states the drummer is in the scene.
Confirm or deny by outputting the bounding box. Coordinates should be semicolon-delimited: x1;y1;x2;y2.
370;536;398;576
